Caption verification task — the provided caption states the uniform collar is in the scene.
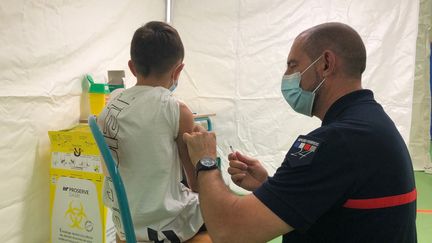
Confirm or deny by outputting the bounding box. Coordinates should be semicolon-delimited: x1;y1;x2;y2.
322;89;374;126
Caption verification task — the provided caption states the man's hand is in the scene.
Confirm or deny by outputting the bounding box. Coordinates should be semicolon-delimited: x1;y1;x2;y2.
227;151;268;191
182;125;217;167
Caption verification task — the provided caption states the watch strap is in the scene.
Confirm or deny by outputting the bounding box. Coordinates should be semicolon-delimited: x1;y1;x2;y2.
196;161;218;175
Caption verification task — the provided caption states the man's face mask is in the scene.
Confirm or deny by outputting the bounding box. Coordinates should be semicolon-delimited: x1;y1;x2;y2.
281;55;325;117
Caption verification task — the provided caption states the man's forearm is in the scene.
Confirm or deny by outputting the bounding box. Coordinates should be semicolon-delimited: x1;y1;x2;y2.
184;129;289;242
197;170;240;243
197;169;293;243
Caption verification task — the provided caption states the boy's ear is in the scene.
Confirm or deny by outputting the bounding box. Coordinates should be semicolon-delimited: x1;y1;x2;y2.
128;60;137;77
173;63;184;81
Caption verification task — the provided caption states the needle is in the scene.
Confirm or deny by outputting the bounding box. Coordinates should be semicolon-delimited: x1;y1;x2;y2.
229;145;235;153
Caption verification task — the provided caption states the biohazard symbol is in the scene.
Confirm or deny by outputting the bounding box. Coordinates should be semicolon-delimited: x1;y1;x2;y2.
64;201;88;229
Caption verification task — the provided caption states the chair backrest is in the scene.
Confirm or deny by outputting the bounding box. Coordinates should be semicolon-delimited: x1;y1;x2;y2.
88;115;137;243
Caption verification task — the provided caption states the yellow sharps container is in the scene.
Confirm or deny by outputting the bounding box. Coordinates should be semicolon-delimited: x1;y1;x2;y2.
86;75;110;116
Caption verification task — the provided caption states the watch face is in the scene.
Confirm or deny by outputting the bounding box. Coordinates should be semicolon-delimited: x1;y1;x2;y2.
200;157;216;167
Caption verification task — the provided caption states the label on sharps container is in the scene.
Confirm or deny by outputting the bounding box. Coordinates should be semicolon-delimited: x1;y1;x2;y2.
51;177;102;243
51;152;102;173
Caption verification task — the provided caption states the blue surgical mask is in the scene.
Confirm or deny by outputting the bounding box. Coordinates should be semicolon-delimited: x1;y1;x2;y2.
169;80;178;92
169;63;183;92
281;56;325;117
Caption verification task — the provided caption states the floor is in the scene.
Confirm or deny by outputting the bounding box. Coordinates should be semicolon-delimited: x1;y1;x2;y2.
416;171;432;243
267;171;432;243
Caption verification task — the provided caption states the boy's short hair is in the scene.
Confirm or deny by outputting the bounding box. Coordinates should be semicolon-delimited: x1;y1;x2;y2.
130;21;184;77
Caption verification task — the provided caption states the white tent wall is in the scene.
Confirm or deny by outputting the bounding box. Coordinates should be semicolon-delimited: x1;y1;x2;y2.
0;0;424;242
0;1;164;242
409;0;432;173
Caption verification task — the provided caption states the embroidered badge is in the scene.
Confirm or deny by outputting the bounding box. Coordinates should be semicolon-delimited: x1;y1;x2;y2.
287;135;322;167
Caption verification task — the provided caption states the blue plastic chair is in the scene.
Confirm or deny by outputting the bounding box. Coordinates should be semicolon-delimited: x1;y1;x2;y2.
88;115;137;243
193;116;213;131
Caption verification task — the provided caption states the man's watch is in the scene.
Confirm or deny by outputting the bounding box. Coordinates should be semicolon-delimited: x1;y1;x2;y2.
196;157;218;175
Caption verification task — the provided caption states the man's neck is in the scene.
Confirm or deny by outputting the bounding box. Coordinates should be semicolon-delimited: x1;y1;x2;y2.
314;78;362;120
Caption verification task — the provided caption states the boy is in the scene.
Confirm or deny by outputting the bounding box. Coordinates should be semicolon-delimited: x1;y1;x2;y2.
98;21;203;242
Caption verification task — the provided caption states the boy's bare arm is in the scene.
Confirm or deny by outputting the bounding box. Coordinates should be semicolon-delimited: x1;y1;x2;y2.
176;101;198;192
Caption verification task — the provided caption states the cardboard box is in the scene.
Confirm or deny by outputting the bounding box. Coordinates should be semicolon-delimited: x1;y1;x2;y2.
48;125;115;243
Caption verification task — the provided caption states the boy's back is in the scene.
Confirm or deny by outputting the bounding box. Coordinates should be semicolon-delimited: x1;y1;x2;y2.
98;85;203;242
97;21;204;242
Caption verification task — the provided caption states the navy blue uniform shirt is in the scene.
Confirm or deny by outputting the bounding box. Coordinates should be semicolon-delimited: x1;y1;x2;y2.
254;90;417;243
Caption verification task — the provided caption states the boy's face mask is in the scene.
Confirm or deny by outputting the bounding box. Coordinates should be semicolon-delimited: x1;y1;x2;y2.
281;55;325;117
169;80;178;92
169;63;183;92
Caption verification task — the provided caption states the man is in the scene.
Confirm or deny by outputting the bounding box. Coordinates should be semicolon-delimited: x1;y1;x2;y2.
183;22;417;242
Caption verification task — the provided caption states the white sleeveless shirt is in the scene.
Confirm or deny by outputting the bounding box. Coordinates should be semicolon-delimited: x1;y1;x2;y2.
97;86;203;242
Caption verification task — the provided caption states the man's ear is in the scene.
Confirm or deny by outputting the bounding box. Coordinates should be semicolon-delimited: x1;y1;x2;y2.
128;60;137;77
322;50;336;77
173;63;185;81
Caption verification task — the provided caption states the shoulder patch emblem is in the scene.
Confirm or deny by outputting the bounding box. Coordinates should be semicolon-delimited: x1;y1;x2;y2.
287;135;323;167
